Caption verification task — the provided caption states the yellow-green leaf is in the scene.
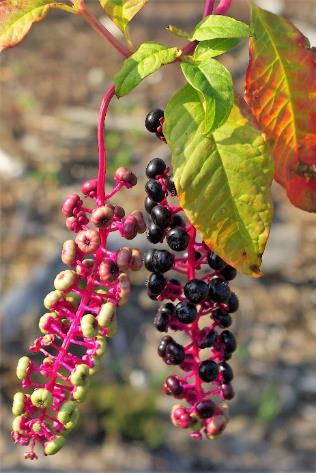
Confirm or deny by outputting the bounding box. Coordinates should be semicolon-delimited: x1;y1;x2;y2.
99;0;147;41
164;85;273;277
114;41;180;97
180;59;233;134
192;15;250;41
0;0;75;53
194;38;240;60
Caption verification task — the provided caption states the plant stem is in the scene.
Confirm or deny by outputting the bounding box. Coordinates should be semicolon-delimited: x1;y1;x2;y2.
214;0;232;14
97;84;116;207
79;4;131;58
203;0;215;17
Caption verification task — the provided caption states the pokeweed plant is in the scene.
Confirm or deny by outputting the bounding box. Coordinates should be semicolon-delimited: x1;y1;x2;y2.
1;0;315;459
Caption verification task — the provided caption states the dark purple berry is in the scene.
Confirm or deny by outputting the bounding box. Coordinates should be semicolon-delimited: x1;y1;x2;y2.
220;330;237;353
145;179;165;202
219;362;234;383
152;249;174;273
154;312;169;332
158;335;172;357
144;250;155;272
166;227;189;251
212;309;232;328
175;302;197;324
151;206;172;228
199;360;219;382
144;196;157;214
165;341;185;365
160;302;175;317
164;375;184;397
171;214;185;228
195;400;216;419
166;175;177;195
227;292;239;313
207;251;226;270
221;383;235;400
209;279;231;303
147;272;166;295
221;265;237;281
146;158;166;178
146;223;164;244
145;109;164;133
184;279;209;304
198;330;217;349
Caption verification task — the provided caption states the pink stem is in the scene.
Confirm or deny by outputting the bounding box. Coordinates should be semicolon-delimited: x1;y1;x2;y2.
203;0;215;16
214;0;232;14
97;84;116;207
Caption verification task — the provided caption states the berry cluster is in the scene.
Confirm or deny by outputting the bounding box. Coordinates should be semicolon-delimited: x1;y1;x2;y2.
12;167;145;459
144;111;239;440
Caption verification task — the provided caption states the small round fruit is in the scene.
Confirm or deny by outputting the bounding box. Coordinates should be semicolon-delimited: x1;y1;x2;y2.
199;360;219;382
195;400;216;419
166;175;177;195
145;109;164;133
221;383;235;400
153;312;169;332
164;375;184;398
198;330;217;349
208;279;231;303
158;335;172;357
165;341;185;365
221;265;237;281
146;158;166;178
227;292;239;313
152;249;174;273
147;272;166;295
220;330;237;353
146;223;164;244
145;179;165;202
207;251;226;270
151;205;172;228
144;196;157;214
175;302;197;324
166;227;189;251
184;279;209;304
219;362;234;383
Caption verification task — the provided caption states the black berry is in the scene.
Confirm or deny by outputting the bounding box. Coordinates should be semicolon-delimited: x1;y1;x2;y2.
146;158;166;178
147;272;166;295
207;251;226;270
171;214;185;228
227;292;239;313
221;383;235;400
165;341;185;365
195;400;216;419
219;362;234;383
166;175;177;195
158;335;172;357
154;312;169;332
221;265;237;281
152;249;174;273
220;330;237;353
145;179;165;202
166;227;189;251
145;109;164;133
184;279;209;304
209;279;231;303
151;205;172;228
175;302;197;324
213;309;232;328
164;375;184;397
146;223;164;244
198;330;217;349
144;250;155;272
144;196;157;214
199;360;219;382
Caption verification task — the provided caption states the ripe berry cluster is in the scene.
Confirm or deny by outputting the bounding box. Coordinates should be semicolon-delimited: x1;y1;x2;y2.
144;110;239;440
12;167;144;459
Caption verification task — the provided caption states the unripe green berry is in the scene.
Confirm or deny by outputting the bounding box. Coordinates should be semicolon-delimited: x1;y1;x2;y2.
97;302;116;328
39;312;57;334
89;357;100;375
70;364;89;386
32;422;41;433
72;384;89;402
44;435;66;455
57;401;77;425
12;392;25;416
44;290;63;310
30;388;53;408
54;270;77;291
64;408;79;432
107;317;118;338
65;291;80;309
16;356;31;381
95;336;107;357
81;314;98;338
12;415;25;434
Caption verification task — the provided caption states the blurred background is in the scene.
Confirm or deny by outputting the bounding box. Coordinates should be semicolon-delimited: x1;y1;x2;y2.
0;0;316;471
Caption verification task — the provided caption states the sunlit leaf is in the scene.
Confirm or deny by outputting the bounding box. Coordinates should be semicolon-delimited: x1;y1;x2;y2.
0;0;75;52
114;41;180;96
166;24;190;40
194;38;240;60
180;58;233;133
192;15;250;41
244;6;316;212
99;0;147;42
164;85;273;277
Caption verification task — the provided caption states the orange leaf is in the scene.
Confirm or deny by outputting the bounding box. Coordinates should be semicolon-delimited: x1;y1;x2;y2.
244;5;316;212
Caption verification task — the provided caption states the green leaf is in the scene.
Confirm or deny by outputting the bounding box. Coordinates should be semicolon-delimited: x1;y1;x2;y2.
180;59;233;134
192;15;250;41
114;41;180;97
194;38;240;60
99;0;148;42
0;0;75;53
166;24;190;40
164;85;273;277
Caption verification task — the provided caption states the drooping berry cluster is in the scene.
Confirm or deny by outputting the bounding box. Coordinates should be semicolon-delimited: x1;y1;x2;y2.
12;167;145;459
144;111;239;439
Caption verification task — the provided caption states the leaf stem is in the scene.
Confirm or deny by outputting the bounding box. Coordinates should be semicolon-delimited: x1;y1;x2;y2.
78;3;131;58
214;0;233;15
203;0;215;17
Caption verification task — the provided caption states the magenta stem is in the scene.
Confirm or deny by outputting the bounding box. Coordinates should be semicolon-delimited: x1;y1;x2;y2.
214;0;232;14
97;84;116;207
203;0;215;16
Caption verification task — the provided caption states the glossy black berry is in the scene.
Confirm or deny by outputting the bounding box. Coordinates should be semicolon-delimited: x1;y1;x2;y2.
207;251;226;270
209;279;231;303
184;279;209;304
146;158;166;178
175;302;197;324
227;292;239;313
220;330;237;353
195;400;216;419
199;360;219;382
195;251;202;261
165;341;185;365
221;265;237;281
146;223;164;244
171;214;185;228
154;312;169;332
144;250;155;272
151;205;172;228
144;196;157;214
166;175;177;195
166;227;189;251
198;330;217;349
147;290;158;301
145;109;164;133
145;179;165;202
221;383;235;400
160;302;175;317
212;309;232;328
164;375;184;397
219;362;234;383
158;335;172;357
147;272;166;295
152;249;174;273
